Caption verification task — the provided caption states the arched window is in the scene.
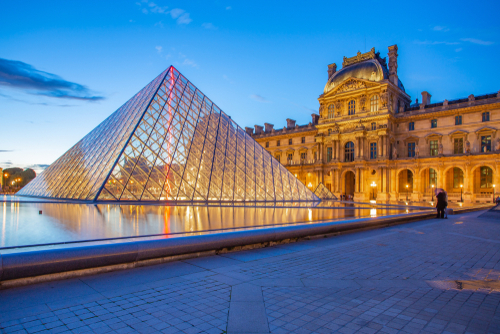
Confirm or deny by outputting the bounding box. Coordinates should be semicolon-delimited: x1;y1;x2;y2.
453;168;464;189
370;95;379;112
328;104;335;119
345;141;354;162
348;100;356;115
429;168;437;187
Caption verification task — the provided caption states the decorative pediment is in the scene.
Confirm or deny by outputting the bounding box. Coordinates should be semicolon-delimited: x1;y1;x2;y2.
298;146;308;153
475;126;497;139
424;132;443;144
403;135;420;145
324;78;379;96
448;129;468;142
285;148;295;154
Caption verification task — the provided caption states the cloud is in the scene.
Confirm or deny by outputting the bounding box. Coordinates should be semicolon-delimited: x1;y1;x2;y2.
0;58;104;101
433;26;450;32
414;40;459;45
137;1;191;25
250;94;271;103
226;6;232;10
26;163;50;170
155;46;163;53
0;162;13;166
182;58;197;67
461;38;494;45
202;22;217;30
223;74;234;84
455;48;463;52
0;150;14;152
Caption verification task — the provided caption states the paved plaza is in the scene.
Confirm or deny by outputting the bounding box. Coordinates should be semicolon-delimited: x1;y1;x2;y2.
1;209;499;334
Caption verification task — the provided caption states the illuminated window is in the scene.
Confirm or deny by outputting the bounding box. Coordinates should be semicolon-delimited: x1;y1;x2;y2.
408;142;415;157
482;112;490;122
345;141;354;162
300;152;307;161
429;168;437;186
326;147;332;162
328;104;335;119
431;119;437;128
371;122;376;131
409;122;414;131
481;135;491;152
454;138;463;154
453;168;464;188
370;95;379;112
480;167;493;188
430;140;438;156
370;142;377;159
348;100;356;115
455;115;462;125
287;153;293;163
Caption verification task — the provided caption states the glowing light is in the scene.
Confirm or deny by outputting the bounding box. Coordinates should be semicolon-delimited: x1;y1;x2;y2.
307;182;312;188
371;182;376;188
370;208;376;217
460;184;463;188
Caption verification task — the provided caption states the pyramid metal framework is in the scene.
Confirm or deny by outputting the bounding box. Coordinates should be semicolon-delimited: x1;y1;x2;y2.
313;183;337;200
18;67;319;203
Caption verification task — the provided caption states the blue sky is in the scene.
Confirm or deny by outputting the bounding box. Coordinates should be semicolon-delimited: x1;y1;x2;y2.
1;0;499;173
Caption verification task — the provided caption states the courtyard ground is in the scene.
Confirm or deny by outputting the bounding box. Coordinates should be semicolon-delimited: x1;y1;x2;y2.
0;209;499;334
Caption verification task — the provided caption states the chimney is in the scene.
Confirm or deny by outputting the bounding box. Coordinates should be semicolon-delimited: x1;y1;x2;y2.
388;45;398;86
254;125;263;135
264;123;274;133
421;91;432;105
286;118;296;129
245;127;254;135
311;113;319;125
327;63;337;79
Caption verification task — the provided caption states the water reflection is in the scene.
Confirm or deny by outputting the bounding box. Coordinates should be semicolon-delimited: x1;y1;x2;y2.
0;202;414;248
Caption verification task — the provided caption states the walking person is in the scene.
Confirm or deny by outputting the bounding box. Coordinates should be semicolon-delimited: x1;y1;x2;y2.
435;189;446;219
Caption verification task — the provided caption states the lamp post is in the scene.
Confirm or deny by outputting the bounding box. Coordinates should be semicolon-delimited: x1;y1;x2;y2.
370;182;376;200
406;184;409;202
493;184;496;203
460;184;463;202
431;184;435;202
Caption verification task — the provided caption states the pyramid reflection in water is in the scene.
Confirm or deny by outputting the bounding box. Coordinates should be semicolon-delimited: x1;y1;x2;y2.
19;67;319;203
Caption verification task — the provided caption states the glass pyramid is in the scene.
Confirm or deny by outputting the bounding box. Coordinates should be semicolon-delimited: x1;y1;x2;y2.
313;183;337;200
18;67;319;204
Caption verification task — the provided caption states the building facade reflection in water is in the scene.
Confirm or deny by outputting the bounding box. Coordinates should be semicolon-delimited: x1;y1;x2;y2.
0;202;411;248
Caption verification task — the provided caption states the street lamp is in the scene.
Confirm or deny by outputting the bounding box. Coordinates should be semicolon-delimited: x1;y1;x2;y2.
460;184;463;202
431;184;435;202
406;184;409;201
493;184;496;203
370;181;377;200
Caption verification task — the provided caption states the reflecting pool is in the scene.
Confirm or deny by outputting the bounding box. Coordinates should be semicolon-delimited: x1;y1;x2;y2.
0;201;419;248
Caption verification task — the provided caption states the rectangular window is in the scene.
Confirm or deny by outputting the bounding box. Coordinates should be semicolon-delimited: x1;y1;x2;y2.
326;147;332;162
408;142;416;157
481;135;491;152
455;115;462;125
300;152;307;161
288;138;292;145
431;119;437;128
430;140;438;156
370;142;377;159
454;138;463;154
409;122;414;131
265;142;269;148
429;168;437;186
301;137;305;144
287;153;293;162
480;167;493;188
277;140;280;147
371;122;376;131
453;168;464;189
482;112;490;122
276;155;280;163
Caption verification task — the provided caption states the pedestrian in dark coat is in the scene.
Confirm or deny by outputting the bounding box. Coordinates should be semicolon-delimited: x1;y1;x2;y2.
436;191;446;219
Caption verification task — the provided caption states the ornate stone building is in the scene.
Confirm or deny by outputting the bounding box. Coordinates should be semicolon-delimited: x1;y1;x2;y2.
249;45;500;203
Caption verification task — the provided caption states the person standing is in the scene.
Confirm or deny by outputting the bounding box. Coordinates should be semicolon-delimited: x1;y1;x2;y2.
436;190;446;219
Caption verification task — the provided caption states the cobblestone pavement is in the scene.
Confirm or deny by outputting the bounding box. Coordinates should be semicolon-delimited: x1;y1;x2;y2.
1;209;500;334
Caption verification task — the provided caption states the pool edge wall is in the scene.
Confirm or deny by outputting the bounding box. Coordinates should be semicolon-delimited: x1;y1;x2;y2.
0;207;487;288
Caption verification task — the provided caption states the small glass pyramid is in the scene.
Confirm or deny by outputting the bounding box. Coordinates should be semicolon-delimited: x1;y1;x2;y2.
18;67;319;203
313;183;337;200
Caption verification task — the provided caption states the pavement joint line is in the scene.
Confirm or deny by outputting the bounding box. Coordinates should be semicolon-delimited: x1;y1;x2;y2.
446;232;500;244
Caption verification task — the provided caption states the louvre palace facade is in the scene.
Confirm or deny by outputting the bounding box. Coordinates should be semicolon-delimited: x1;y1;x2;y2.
249;45;500;203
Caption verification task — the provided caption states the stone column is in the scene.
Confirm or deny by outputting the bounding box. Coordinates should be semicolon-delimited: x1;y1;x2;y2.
338;140;342;162
437;166;444;189
390;167;397;199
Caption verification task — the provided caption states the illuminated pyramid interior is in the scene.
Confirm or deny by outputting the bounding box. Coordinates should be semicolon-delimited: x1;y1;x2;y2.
18;67;319;203
313;183;337;200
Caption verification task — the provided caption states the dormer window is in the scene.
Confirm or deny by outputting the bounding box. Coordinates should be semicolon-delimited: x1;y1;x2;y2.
370;95;379;112
371;122;376;131
328;104;335;119
348;100;356;115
